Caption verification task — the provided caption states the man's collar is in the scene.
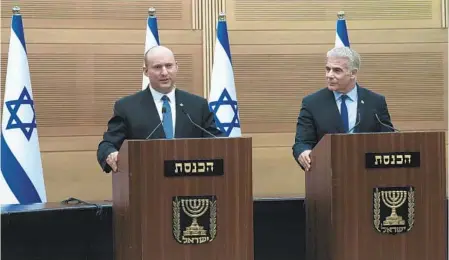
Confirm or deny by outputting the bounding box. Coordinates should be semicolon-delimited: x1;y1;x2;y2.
149;86;176;102
333;85;357;101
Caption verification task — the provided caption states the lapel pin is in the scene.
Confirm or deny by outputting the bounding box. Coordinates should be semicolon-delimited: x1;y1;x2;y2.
361;100;364;104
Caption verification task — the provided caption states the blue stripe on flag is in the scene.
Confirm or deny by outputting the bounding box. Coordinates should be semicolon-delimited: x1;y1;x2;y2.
217;21;232;63
148;17;160;45
336;19;350;47
1;134;42;203
12;15;27;53
336;18;359;87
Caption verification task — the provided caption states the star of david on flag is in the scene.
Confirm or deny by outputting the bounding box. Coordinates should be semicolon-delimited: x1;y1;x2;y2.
142;7;160;90
208;13;241;137
209;89;240;136
5;87;37;141
1;6;46;204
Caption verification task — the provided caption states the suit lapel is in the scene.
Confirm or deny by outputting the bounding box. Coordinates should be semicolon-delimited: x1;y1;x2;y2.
143;88;166;139
174;89;190;138
325;89;345;133
354;86;365;133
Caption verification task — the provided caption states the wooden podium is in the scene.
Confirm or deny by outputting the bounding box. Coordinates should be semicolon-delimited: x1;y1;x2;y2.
112;137;253;260
306;131;447;260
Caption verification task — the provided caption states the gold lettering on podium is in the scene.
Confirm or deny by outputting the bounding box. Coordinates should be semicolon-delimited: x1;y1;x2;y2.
374;155;382;165
174;161;215;174
373;153;415;166
404;154;411;164
175;163;182;173
206;162;214;171
396;155;403;164
198;162;205;172
382;155;390;165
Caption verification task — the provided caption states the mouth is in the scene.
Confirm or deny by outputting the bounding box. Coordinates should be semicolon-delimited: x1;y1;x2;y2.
160;79;170;84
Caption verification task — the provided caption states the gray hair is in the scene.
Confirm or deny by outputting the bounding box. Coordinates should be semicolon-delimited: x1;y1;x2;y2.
326;47;361;72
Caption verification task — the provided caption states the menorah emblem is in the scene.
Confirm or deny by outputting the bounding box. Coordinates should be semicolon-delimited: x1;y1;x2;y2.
181;198;209;236
381;190;407;226
373;186;415;235
172;195;217;244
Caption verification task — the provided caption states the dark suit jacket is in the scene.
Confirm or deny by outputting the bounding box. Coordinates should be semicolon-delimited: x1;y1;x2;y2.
292;86;394;165
97;87;223;173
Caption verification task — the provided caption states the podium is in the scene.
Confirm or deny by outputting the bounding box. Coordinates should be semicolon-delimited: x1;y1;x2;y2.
306;131;447;260
112;137;253;260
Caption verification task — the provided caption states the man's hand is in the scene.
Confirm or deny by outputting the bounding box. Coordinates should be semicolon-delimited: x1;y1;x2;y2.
298;150;312;171
106;151;119;172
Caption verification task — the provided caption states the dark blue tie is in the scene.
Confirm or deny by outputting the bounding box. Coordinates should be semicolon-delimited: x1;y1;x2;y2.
340;95;349;132
161;95;173;139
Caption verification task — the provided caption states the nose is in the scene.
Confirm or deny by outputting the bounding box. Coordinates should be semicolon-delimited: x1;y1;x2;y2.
161;66;168;75
326;70;334;79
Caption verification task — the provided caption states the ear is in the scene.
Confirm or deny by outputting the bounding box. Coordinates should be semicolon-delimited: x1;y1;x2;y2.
350;69;358;79
143;66;149;77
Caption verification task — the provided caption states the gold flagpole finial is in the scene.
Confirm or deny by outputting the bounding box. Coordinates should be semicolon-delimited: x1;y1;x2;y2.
337;11;345;20
148;7;156;17
12;6;21;15
218;12;226;21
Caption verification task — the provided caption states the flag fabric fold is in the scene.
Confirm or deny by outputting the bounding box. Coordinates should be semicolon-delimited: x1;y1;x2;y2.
142;8;160;90
208;14;241;137
1;7;46;204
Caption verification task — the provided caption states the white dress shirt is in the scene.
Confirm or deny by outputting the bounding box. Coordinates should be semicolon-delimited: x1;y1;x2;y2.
333;86;358;133
149;86;177;134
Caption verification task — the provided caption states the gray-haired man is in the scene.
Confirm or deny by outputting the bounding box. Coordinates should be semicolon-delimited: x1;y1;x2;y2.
292;47;394;171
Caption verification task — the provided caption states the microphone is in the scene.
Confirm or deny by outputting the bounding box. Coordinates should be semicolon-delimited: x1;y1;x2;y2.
179;103;218;138
373;110;399;132
145;107;166;139
348;112;361;133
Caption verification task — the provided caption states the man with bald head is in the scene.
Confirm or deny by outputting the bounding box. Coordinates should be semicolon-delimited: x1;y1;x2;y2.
97;46;222;173
292;46;395;171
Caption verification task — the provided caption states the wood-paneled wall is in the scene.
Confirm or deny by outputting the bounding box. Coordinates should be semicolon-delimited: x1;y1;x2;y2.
0;0;447;202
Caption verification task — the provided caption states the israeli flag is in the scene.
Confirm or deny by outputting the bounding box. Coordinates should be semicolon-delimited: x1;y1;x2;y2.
0;7;46;204
142;7;160;90
208;13;241;137
335;11;350;48
335;11;361;91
